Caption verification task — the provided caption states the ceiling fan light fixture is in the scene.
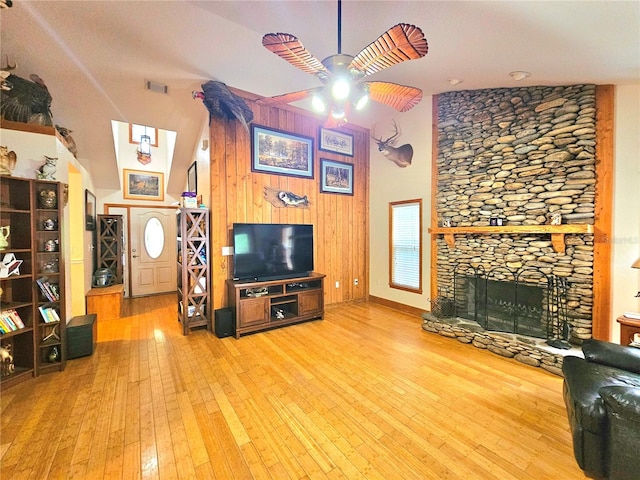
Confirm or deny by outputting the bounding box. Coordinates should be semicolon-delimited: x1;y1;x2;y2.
331;104;346;119
331;77;351;101
261;0;429;126
352;85;369;110
312;93;327;113
355;93;368;111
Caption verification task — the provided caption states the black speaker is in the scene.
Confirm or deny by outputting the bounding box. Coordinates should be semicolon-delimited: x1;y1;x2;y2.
215;308;235;338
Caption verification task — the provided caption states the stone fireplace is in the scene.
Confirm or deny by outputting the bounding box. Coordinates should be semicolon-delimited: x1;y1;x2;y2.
423;84;610;373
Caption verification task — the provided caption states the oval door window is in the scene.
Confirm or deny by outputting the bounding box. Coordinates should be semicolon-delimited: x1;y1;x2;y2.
144;217;164;259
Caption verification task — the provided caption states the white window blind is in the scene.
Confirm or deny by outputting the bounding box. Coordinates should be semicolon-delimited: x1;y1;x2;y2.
390;200;422;293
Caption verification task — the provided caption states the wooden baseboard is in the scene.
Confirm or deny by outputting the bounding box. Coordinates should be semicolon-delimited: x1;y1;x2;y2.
368;296;427;317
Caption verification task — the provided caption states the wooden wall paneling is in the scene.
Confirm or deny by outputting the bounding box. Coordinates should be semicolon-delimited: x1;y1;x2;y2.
355;129;370;300
231;123;246;223
226;123;241;223
251;107;267;224
315;150;327;300
334;195;343;302
592;85;614;341
210;118;229;310
361;130;371;300
209;90;370;311
343;193;354;301
325;207;334;303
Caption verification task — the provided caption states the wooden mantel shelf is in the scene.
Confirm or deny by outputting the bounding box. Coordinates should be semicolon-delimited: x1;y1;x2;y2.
428;224;595;254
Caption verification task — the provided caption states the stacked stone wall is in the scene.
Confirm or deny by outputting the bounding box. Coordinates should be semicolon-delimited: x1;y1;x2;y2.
435;85;596;342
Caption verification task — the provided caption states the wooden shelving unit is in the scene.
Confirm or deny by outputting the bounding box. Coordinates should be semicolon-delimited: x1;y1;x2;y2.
226;273;325;338
428;224;595;254
176;208;211;335
34;179;66;376
97;214;124;283
0;176;66;388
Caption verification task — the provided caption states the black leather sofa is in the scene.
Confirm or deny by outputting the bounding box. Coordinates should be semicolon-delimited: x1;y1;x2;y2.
562;339;640;479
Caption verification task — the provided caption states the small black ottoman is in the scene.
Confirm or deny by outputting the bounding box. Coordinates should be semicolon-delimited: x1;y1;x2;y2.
67;314;97;359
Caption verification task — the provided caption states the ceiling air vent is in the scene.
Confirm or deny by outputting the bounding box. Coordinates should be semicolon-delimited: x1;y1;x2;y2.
145;80;169;95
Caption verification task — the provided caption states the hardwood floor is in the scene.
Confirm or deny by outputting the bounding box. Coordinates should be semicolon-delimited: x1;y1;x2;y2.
1;294;587;479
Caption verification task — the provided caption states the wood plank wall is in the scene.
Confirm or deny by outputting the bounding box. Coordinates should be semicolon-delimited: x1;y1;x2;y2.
209;90;370;311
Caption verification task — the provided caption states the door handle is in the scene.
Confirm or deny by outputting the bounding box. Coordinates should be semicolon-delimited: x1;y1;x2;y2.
132;255;139;258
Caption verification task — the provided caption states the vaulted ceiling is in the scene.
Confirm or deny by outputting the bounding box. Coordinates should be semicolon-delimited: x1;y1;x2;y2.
1;1;638;193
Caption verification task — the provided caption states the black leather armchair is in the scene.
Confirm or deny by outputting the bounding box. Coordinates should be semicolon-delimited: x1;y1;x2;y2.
562;339;640;479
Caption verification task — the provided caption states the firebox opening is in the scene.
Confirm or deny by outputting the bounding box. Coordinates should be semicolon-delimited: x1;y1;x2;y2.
451;266;571;348
458;276;546;338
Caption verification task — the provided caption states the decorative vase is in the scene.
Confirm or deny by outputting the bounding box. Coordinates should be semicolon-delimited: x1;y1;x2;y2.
44;239;58;252
39;189;57;209
43;218;56;230
0;225;9;251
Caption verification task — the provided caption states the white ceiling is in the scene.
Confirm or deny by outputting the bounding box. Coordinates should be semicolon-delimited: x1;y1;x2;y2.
1;1;638;192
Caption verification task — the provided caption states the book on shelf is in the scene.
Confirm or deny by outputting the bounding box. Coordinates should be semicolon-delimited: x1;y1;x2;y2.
36;276;60;302
0;309;25;333
0;315;11;334
8;309;25;328
2;312;16;330
38;306;59;323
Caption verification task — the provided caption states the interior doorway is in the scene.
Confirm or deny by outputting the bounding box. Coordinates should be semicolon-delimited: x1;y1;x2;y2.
129;208;177;296
105;205;177;298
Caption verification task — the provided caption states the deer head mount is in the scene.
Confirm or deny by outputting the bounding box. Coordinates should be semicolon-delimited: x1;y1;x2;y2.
371;120;413;168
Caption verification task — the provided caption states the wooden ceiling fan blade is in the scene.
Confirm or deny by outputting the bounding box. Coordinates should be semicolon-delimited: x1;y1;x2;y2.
262;33;328;76
256;88;319;106
365;81;423;112
350;24;428;76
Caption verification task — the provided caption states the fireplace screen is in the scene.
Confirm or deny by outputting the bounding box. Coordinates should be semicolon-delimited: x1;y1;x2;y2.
453;266;570;346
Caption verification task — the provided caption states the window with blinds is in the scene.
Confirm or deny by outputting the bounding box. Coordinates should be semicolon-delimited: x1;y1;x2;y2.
389;199;422;293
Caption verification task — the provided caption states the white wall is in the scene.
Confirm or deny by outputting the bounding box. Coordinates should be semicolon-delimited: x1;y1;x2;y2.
192;121;211;208
368;98;433;310
611;84;640;341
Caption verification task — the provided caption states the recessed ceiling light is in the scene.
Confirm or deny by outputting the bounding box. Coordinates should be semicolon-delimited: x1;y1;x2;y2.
509;71;531;81
447;77;463;86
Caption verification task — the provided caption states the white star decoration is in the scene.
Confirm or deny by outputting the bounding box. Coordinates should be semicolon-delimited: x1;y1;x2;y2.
0;253;23;278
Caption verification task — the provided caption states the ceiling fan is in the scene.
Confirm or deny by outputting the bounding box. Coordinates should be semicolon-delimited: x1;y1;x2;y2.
258;0;429;127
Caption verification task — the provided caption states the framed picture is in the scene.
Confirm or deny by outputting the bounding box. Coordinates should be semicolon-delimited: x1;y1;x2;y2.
251;125;314;179
85;189;96;230
319;127;354;157
123;169;164;201
187;161;197;193
320;158;354;195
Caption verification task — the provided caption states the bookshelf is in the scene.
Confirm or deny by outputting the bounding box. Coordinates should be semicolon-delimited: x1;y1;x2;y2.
0;176;66;387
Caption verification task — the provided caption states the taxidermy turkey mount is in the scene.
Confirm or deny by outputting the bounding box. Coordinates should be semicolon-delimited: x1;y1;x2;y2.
258;0;428;127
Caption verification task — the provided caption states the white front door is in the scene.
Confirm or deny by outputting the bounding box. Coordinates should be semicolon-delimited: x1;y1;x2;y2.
130;208;177;297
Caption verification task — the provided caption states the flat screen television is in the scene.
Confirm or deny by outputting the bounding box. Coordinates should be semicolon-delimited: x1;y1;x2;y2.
232;223;314;281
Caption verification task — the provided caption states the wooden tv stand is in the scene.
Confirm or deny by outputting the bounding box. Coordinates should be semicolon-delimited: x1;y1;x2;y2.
226;273;325;338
